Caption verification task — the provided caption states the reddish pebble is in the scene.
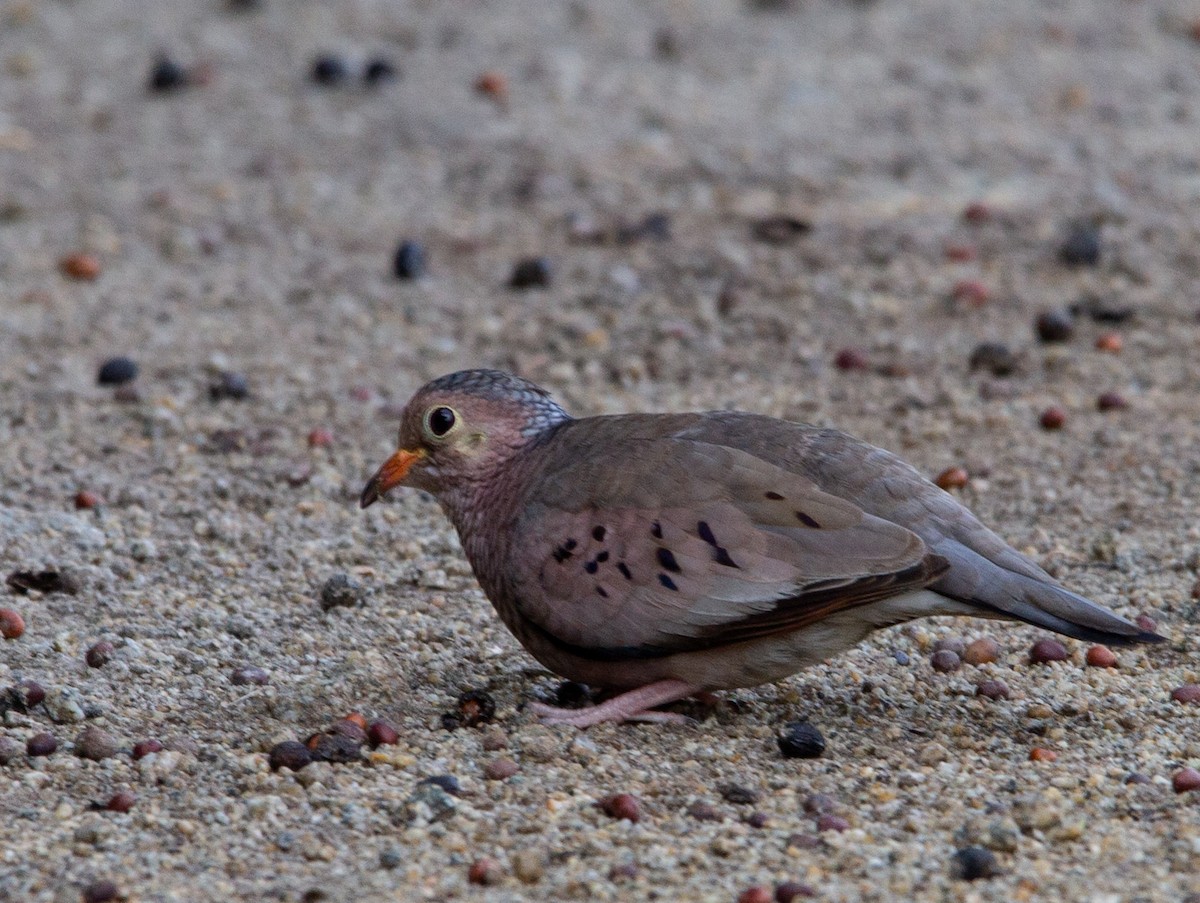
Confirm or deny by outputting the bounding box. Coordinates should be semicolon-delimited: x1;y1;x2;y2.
132;739;164;760
74;490;102;510
474;70;508;101
367;720;400;746
1171;685;1200;704
0;608;25;639
307;427;334;448
775;881;816;902
943;243;977;262
1030;638;1069;663
1097;391;1128;412
60;252;101;281
330;717;367;743
599;793;642;822
1029;747;1058;762
834;347;870;372
934;466;969;491
738;887;772;903
14;680;46;708
27;732;57;756
1135;613;1157;632
962;202;992;223
468;856;504;886
931;650;962;673
86;640;115;668
484;757;519;780
1095;332;1123;353
349;385;372;402
951;279;990;306
268;740;312;771
82;881;120;903
105;790;136;813
343;712;367;729
1039;406;1067;430
1173;768;1200;793
963;637;999;665
976;679;1010;700
816;813;849;832
1085;645;1117;668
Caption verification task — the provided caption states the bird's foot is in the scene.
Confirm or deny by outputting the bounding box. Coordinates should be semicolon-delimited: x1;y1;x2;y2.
528;679;701;728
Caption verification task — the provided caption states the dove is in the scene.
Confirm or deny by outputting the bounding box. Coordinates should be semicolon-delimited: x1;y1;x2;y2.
360;369;1161;727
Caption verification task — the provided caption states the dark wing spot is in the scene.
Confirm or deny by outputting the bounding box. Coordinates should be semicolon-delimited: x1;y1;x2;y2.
697;520;717;546
592;525;606;542
617;562;632;580
584;560;598;575
651;521;663;539
595;551;609;563
553;545;573;563
712;547;740;569
564;538;578;550
795;511;821;528
596;586;609;598
764;491;785;500
656;548;682;573
658;573;678;591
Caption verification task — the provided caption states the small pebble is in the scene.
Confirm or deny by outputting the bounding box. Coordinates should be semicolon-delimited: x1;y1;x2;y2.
1173;768;1200;794
74;489;102;510
934;467;969;491
749;215;811;245
1039;406;1067;431
319;573;363;611
1030;638;1069;663
931;649;962;673
833;347;870;372
1029;747;1058;762
82;881;120;903
97;357;138;386
268;740;312;771
306;732;362;763
379;847;403;870
454;689;496;727
950;846;1001;881
598;793;641;822
963;637;999;665
508;257;552;289
418;774;461;795
512;849;546;884
363;58;397;86
687;801;722;821
816;813;849;832
105;791;136;813
1085;645;1117;668
468;857;504;886
943;242;977;262
27;732;57;756
802;792;836;815
330;718;367;743
149;55;189;92
738;887;772;903
75;726;118;761
484;757;519;780
608;862;639;881
777;721;826;759
720;783;760;805
968;342;1019;376
1097;391;1128;412
392;240;426;280
775;881;816;902
311;55;349;85
1095;331;1123;353
367;720;400;746
962;201;992;223
1060;223;1101;266
976;680;1010;700
86;641;115;668
932;637;966;656
1035;308;1075;343
1135;613;1157;632
61;252;102;281
474;70;508;101
0;736;21;765
746;811;769;828
951;279;990;306
1125;772;1152;785
209;371;250;401
1171;685;1200;704
230;666;269;686
0;608;25;639
131;739;164;760
308;427;334;448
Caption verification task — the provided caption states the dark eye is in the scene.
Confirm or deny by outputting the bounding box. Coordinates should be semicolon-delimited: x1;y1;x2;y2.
427;406;457;437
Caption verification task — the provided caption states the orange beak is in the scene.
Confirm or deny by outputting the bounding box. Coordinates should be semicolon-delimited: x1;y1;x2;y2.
360;448;424;509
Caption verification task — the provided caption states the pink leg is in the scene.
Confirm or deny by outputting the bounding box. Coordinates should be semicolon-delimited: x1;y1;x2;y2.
528;679;701;728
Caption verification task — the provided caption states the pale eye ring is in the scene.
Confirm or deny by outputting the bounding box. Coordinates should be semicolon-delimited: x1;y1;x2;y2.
426;406;457;437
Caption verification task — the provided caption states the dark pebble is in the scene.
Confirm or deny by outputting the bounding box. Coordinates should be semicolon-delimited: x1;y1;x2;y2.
1030;638;1069;664
330;718;367;743
1174;768;1200;793
802;792;836;815
131;739;164;760
777;721;826;759
1073;294;1134;324
893;649;910;665
816;813;849;832
834;347;870;371
738;887;772;903
932;637;966;656
746;811;769;828
311;55;350;85
598;793;642;822
455;688;496;727
951;846;1001;880
149;55;189;92
483;756;519;780
508;257;552;289
418;774;461;795
97;357;138;386
554;680;591;709
750;214;812;244
4;680;45;711
75;490;102;510
319;573;363;611
968;342;1019;377
392;240;426;279
775;881;817;902
1059;223;1101;267
1124;772;1152;785
368;720;400;746
82;880;120;903
785;832;821;850
931;649;962;673
1039;406;1067;430
75;726;118;761
617;211;672;244
209;371;250;401
268;740;312;771
105;790;136;813
379;846;403;869
7;569;80;595
468;857;503;886
27;731;57;756
305;732;363;764
719;783;760;805
86;641;115;668
687;801;722;821
230;666;269;686
1172;685;1200;704
1035;308;1075;343
1097;391;1128;412
363;58;398;86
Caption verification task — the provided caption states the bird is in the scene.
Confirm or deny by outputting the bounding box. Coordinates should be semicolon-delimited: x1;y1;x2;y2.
359;369;1162;728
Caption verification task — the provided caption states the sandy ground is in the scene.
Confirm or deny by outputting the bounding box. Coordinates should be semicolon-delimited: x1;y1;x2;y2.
2;0;1200;900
